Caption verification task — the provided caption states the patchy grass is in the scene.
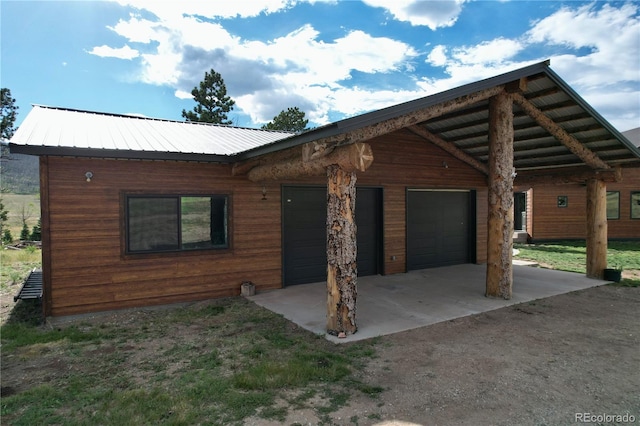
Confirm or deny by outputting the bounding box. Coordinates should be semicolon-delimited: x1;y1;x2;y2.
1;298;381;425
0;246;41;291
514;240;640;287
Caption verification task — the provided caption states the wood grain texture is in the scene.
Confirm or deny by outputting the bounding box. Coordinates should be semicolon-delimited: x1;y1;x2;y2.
42;127;491;316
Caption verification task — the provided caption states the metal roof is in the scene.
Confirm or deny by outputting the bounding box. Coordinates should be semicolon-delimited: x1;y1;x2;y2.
238;61;640;172
9;105;294;162
10;61;640;172
622;128;640;147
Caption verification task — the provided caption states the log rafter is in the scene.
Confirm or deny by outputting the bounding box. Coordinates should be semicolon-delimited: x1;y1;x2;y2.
300;85;506;151
512;92;610;170
407;125;489;175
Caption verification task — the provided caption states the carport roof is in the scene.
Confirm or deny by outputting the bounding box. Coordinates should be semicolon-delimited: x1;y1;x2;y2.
238;60;640;172
10;60;640;171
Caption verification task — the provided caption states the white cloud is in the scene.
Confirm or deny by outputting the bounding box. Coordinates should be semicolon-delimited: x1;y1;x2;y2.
114;0;297;20
96;1;638;130
87;44;140;60
426;45;447;67
525;3;640;88
422;3;639;130
362;0;467;29
451;38;523;65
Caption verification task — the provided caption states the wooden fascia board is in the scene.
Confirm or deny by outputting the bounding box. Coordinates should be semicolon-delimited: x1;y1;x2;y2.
407;125;489;175
511;92;610;170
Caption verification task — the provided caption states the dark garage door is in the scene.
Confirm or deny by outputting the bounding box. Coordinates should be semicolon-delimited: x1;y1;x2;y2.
283;186;382;285
407;190;474;270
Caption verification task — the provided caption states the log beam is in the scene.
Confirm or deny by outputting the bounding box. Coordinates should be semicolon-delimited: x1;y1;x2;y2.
486;92;514;299
326;165;358;336
515;166;622;186
247;142;373;182
232;146;301;176
301;85;506;150
512;92;610;170
586;179;608;279
407;125;489;175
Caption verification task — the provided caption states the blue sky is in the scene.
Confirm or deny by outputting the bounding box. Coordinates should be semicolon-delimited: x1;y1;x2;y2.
2;1;639;131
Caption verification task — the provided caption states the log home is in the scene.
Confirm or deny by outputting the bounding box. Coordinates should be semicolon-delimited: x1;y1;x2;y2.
10;62;640;334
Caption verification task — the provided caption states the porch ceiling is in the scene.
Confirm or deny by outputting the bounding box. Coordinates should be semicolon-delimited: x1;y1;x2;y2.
417;72;639;172
238;61;640;175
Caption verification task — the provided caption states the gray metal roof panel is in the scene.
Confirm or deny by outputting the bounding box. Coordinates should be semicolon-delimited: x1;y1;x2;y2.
10;105;294;160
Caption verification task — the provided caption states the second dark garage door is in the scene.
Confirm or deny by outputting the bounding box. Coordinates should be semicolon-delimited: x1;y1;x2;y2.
283;186;382;286
407;189;475;270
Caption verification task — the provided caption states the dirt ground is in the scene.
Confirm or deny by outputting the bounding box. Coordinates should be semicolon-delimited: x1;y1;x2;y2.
2;283;639;425
243;284;639;426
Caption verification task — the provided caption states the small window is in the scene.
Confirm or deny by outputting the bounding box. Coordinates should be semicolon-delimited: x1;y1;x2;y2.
126;195;228;253
606;191;620;220
557;195;568;208
631;192;640;219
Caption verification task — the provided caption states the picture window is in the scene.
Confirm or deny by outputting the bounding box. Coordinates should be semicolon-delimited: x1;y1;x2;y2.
126;195;228;254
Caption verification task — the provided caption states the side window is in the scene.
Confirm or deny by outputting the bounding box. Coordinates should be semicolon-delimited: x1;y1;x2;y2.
606;191;620;220
126;195;228;254
631;192;640;219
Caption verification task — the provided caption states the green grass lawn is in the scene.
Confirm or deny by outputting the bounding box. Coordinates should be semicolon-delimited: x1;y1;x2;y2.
1;297;382;425
514;240;640;286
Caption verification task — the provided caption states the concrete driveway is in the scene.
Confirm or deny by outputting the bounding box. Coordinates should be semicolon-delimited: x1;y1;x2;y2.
248;263;609;343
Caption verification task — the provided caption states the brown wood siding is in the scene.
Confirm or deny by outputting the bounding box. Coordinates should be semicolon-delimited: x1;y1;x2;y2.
530;167;640;241
355;129;488;272
42;128;490;316
44;157;283;316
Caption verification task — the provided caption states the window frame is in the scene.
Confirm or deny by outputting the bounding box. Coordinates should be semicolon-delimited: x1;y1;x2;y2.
123;193;231;256
631;191;640;220
606;191;620;220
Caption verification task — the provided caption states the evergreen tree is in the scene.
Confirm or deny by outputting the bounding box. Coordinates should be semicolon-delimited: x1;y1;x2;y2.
30;218;41;241
0;199;8;244
261;107;309;132
1;88;19;139
20;222;29;241
2;229;12;244
181;69;235;125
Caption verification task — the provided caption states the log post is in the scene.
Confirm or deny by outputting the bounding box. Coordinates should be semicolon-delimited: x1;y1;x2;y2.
486;92;514;299
326;165;358;336
586;179;607;279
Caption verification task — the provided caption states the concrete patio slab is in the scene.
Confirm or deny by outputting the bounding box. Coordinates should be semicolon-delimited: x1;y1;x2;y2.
248;264;609;343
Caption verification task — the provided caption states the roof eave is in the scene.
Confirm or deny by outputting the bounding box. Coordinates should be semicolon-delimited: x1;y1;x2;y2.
235;61;555;161
8;143;234;163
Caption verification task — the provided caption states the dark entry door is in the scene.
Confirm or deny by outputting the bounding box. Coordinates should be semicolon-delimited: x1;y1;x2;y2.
407;190;473;270
514;192;527;231
283;186;382;285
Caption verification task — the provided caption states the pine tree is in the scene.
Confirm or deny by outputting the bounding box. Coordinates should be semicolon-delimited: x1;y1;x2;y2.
1;88;19;139
262;107;309;132
30;218;41;241
181;69;235;125
20;222;30;241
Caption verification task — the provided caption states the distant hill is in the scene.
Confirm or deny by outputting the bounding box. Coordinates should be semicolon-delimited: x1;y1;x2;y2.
0;142;40;194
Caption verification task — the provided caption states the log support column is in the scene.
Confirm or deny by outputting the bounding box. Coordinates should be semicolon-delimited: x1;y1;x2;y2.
586;179;607;279
326;165;358;336
486;92;514;299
